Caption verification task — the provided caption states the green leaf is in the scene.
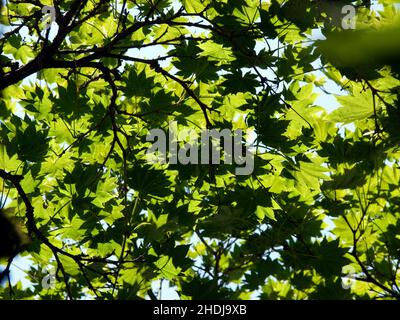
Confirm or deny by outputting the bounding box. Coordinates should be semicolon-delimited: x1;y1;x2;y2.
182;0;207;13
331;88;375;123
197;42;235;64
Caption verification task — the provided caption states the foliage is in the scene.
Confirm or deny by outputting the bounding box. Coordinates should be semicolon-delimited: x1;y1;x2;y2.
0;0;400;300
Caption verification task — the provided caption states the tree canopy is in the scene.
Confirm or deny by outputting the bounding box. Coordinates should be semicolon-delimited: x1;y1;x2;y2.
1;0;400;300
